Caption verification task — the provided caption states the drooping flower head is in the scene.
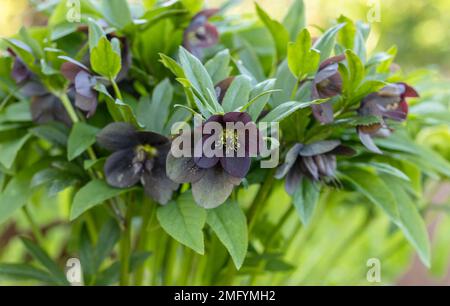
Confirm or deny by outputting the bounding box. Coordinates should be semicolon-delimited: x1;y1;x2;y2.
183;9;219;59
167;112;261;208
61;59;98;118
357;83;419;153
311;54;346;124
97;122;178;204
8;49;71;125
276;140;355;195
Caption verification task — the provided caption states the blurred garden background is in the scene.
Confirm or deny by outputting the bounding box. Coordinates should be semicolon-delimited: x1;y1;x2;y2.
2;0;449;76
0;0;449;285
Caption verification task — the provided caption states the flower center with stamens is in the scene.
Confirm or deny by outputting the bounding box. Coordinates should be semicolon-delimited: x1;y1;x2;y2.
385;102;399;111
217;128;241;154
135;145;157;162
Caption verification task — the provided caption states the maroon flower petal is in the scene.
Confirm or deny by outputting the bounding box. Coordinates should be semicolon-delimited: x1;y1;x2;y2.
358;128;383;154
166;152;206;184
319;54;346;70
220;156;251;178
223;112;252;124
75;93;98;118
96;122;139;151
30;94;71;126
61;60;89;83
11;56;31;84
285;164;303;195
192;166;239;208
104;148;143;188
311;102;334;124
275;143;303;179
136;131;170;147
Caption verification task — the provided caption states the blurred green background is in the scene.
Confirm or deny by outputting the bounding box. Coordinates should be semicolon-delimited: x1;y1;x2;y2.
3;0;449;75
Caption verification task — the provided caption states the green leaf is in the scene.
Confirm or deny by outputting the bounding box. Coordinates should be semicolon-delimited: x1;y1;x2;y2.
255;3;290;61
205;49;231;84
20;238;69;285
0;263;56;284
159;53;185;78
376;130;450;178
261;100;326;123
269;60;297;107
70;179;131;220
282;0;306;41
178;47;222;114
95;219;121;270
29;122;69;147
31;168;80;197
101;0;133;30
287;28;320;80
369;162;410;182
248;79;276;120
138;79;173;133
94;83;123;122
91;36;122;79
221;75;252;112
0;160;49;225
88;19;106;51
337;15;356;50
157;192;206;254
313;23;345;62
341;167;398;221
79;226;96;282
293;178;320;225
67;122;99;161
207;200;248;269
0;133;31;169
1;100;32;122
343;49;365;94
382;176;430;267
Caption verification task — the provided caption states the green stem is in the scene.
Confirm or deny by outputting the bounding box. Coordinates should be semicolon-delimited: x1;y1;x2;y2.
134;200;155;285
120;204;133;286
22;206;45;246
247;170;276;233
110;78;123;101
58;92;79;123
84;212;98;244
264;205;295;248
290;80;300;100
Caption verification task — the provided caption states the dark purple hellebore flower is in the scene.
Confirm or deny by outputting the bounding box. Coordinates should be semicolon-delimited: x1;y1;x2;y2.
61;59;98;118
166;112;261;208
31;94;72;126
275;140;355;195
97;122;179;204
311;54;346;124
183;9;219;59
8;49;71;125
357;83;419;154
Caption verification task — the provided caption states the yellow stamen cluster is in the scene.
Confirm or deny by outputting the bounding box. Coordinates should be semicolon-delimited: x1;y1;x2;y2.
217;129;241;154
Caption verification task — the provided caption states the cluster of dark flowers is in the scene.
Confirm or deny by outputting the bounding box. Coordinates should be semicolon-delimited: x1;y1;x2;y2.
11;8;419;209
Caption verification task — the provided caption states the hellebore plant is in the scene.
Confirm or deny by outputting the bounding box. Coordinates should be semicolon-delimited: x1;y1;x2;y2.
0;0;449;287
